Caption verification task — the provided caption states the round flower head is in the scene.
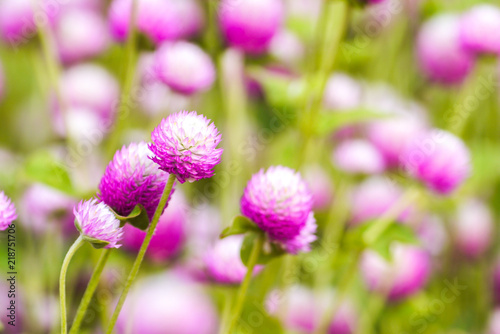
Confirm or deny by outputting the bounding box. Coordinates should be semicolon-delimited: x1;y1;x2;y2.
73;199;123;249
333;139;386;174
53;9;110;65
417;14;474;84
280;212;317;254
219;0;284;54
204;235;263;284
108;0;203;44
121;191;186;262
241;166;313;241
323;73;362;111
154;41;216;95
459;4;500;55
303;165;334;211
149;111;223;183
116;273;218;334
269;29;305;65
453;199;493;258
401;129;471;195
416;214;448;257
350;176;413;226
0;191;16;231
99;142;170;220
360;244;431;301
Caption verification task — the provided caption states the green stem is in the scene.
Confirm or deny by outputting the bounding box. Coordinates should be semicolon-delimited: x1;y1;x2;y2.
363;187;420;245
105;173;176;334
60;236;85;334
218;288;234;334
69;249;112;334
226;234;264;333
355;291;387;334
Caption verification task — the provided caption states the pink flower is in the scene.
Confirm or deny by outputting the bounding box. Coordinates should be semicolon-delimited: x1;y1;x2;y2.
417;14;475;84
459;4;500;55
333;139;386;174
219;0;284;54
0;191;16;231
360;244;431;301
401;129;471;195
149;111;223;183
154;42;216;95
303;165;334;210
73;199;123;249
323;73;362;111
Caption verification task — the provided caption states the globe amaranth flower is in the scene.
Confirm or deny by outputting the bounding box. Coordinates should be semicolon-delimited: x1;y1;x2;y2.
303;165;334;211
149;111;223;183
459;4;500;55
241;166;317;253
360;244;431;301
108;0;203;44
203;235;263;284
99;142;171;220
219;0;284;54
0;191;17;231
332;139;386;175
116;274;218;334
73;199;123;249
154;41;216;95
417;14;475;85
121;191;186;262
401;129;471;195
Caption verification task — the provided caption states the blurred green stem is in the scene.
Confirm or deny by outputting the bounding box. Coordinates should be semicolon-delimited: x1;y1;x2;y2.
105;173;176;334
69;249;112;334
355;292;387;334
218;288;234;334
226;234;264;333
59;236;84;334
106;0;138;157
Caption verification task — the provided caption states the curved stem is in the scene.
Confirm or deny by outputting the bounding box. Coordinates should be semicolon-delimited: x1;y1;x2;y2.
69;249;112;334
105;173;176;334
226;234;264;334
60;236;84;334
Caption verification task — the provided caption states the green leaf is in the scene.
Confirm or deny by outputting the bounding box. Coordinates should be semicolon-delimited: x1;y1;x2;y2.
23;150;75;196
240;232;285;266
370;224;420;261
112;204;150;231
82;235;110;249
314;110;389;136
220;216;260;239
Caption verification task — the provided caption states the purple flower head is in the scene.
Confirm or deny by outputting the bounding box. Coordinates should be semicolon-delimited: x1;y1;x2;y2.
0;191;17;231
108;0;204;44
453;199;493;258
117;273;218;334
204;235;263;284
73;199;123;249
53;9;110;65
333;139;386;175
417;14;475;85
149;111;223;183
219;0;284;54
99;142;170;220
281;213;317;255
360;244;431;301
122;191;186;262
401;129;471;195
241;166;313;241
154;41;216;95
459;4;500;55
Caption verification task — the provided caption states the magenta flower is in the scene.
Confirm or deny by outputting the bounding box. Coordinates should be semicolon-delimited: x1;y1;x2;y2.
0;191;17;231
53;9;110;65
360;244;431;301
149;111;223;183
73;199;123;249
116;274;218;334
99;142;170;220
459;4;500;55
108;0;203;44
453;199;493;258
241;166;315;246
333;139;386;175
417;14;475;84
204;235;263;284
121;191;186;262
219;0;284;54
401;129;471;195
154;41;215;95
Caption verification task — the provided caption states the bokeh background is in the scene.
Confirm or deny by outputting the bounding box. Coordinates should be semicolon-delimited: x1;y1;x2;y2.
1;0;500;333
